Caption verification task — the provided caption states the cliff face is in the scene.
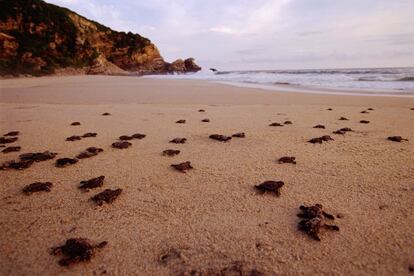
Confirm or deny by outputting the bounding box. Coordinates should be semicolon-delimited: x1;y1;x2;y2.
0;0;201;76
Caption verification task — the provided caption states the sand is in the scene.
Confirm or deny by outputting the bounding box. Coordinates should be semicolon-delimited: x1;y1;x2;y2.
0;76;413;275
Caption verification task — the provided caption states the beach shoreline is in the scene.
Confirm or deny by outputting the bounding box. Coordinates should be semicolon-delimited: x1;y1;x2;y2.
0;76;413;275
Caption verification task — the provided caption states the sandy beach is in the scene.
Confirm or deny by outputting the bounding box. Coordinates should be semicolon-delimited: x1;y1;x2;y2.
0;76;413;275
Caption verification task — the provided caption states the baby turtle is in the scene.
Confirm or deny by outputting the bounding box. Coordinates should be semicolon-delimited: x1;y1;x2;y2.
112;141;132;149
387;136;408;142
66;135;82;141
79;176;105;190
198;109;205;112
4;131;19;136
333;130;346;135
20;151;57;162
360;120;370;124
340;127;353;132
232;132;245;138
82;132;97;138
339;117;348;121
269;122;283;127
297;204;339;241
171;161;193;173
313;125;325;129
308;135;334;144
278;156;296;164
22;182;52;195
367;108;374;111
119;135;133;141
176;120;186;124
284;121;293;125
254;181;284;196
91;188;122;205
77;147;103;159
0;137;18;144
51;238;107;266
132;133;146;139
101;112;111;116
170;138;187;144
209;134;232;142
56;158;78;168
201;118;210;122
70;122;81;126
2;146;21;153
327;108;333;111
162;149;180;156
360;110;369;114
1;159;34;170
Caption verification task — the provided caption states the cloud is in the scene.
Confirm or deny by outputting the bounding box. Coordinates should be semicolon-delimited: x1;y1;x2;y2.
44;0;414;70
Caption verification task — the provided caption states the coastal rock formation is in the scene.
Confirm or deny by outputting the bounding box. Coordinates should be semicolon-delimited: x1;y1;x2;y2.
0;0;201;76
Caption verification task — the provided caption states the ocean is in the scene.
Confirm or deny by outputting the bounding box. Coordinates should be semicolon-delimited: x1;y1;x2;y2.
146;67;414;96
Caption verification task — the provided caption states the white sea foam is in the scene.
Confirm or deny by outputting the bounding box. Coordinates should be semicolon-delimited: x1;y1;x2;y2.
145;67;414;96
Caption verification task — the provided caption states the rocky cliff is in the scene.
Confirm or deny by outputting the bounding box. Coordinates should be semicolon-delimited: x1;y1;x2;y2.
0;0;201;77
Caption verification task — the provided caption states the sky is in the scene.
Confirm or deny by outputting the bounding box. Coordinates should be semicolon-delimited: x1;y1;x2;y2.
45;0;414;70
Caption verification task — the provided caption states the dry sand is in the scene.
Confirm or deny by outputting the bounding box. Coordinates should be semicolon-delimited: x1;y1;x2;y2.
0;76;413;275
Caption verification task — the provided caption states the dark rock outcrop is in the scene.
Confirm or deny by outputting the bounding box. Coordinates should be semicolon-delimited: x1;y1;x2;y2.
0;0;201;76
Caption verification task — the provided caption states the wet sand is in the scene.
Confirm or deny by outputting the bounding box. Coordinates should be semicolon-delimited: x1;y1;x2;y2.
0;76;413;275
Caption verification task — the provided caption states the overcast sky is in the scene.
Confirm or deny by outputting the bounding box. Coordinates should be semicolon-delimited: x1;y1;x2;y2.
45;0;414;70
